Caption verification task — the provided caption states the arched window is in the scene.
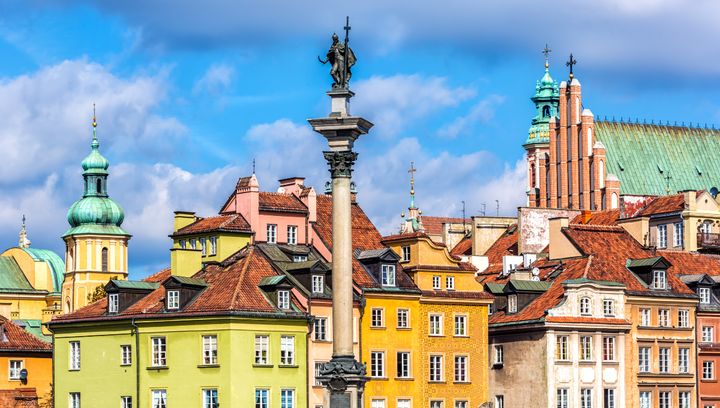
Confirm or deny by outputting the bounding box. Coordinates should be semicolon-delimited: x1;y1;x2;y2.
580;297;591;315
96;179;102;194
101;247;108;272
543;105;551;117
530;162;536;188
611;193;619;209
599;160;605;188
587;128;593;156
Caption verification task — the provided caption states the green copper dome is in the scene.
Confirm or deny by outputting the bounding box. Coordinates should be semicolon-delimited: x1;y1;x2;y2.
64;121;129;237
524;61;560;147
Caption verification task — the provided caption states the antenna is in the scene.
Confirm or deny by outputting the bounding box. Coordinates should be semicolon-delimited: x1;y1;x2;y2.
480;203;486;216
495;200;500;216
461;201;467;233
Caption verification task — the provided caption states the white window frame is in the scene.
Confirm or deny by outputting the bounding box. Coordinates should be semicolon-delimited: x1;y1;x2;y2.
639;347;651;372
429;314;443;336
108;293;119;313
121;396;132;408
314;361;325;386
311;275;324;294
640;391;652;408
454;355;468;382
371;400;386;408
401;246;410;262
9;360;22;380
640;308;651;326
121;344;132;366
280;335;295;365
579;297;591;315
202;335;218;365
674;221;684;247
678;309;689;327
602;336;615;362
200;237;207;256
494;345;504;365
679;391;690;408
494;396;503;408
69;341;80;370
167;290;180;310
602;299;614;316
580;388;592;408
396;351;411;378
209;236;217;256
69;393;81;408
432;275;441;290
604;389;615;408
703;326;715;342
203;388;219;408
381;264;396;287
659;347;670;373
278;290;290;309
370;351;385;378
659;391;671;408
580;336;593;361
679;348;689;373
557;389;569;408
287;225;297;245
151;337;166;367
151;390;167;408
292;255;307;262
254;335;269;365
508;294;518;313
397;308;409;329
454;314;467;337
280;389;295;408
653;270;667;290
313;318;327;341
700;287;712;304
704;360;715;379
255;389;269;408
446;275;455;290
267;224;277;244
556;335;569;361
371;308;384;328
429;355;443;382
657;224;668;248
658;309;670;327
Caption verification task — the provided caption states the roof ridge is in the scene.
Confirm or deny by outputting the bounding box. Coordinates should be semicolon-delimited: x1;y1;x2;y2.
567;224;624;232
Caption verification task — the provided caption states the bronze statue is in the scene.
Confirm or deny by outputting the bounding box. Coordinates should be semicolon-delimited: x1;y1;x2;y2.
319;18;356;89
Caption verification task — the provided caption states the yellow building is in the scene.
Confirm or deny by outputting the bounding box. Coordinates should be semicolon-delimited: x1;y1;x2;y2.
0;315;52;406
62;118;130;314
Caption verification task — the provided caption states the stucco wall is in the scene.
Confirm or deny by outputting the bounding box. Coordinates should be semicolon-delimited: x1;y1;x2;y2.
518;207;581;254
489;330;548;408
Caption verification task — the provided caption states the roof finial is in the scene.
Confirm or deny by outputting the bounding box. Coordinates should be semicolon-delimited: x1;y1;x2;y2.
408;161;417;208
91;103;99;149
566;53;577;79
18;214;30;248
542;44;552;69
252;158;256;175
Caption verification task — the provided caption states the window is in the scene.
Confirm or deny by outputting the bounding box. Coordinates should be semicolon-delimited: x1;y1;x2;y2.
430;402;443;408
658;309;670;327
679;391;690;408
209;236;217;255
151;337;166;367
267;224;277;243
580;336;593;361
704;360;715;379
678;309;689;327
255;389;269;408
381;264;396;287
429;314;443;336
278;290;290;309
151;390;167;408
679;348;689;373
640;308;651;326
556;335;569;360
657;224;668;248
602;337;615;361
432;275;441;289
701;221;713;234
69;393;81;408
454;355;468;382
311;275;324;294
603;299;614;316
494;396;504;408
580;297;591;315
700;287;712;304
703;326;715;342
254;335;269;364
508;294;518;313
108;293;119;313
604;389;615;408
280;389;294;408
557;389;568;408
659;391;671;408
429;355;443;381
640;392;651;408
639;347;651;372
121;396;132;408
314;361;326;386
287;225;297;245
397;351;411;378
167;290;180;310
313;318;327;341
456;402;469;408
659;348;670;373
397;309;409;328
371;308;384;327
292;255;307;262
653;270;667;290
9;360;22;380
202;335;218;365
446;276;455;290
402;246;410;262
371;400;386;408
370;351;385;378
674;222;684;247
398;400;411;408
190;238;197;249
101;247;108;272
203;389;219;408
69;341;80;370
121;345;132;366
581;388;592;408
494;345;504;365
200;237;207;256
454;315;467;336
179;240;186;249
280;336;295;365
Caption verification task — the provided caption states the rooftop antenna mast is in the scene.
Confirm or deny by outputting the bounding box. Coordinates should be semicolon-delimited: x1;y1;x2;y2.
495;200;500;216
480;203;486;216
461;200;467;233
664;173;672;196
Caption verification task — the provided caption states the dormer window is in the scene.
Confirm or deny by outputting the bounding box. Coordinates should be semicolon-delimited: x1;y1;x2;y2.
312;275;324;294
167;290;180;310
189;238;197;249
603;299;614;316
108;293;119;313
278;290;290;309
293;255;308;262
579;297;591;315
507;295;518;314
653;270;667;290
179;239;186;249
381;265;396;287
700;287;711;304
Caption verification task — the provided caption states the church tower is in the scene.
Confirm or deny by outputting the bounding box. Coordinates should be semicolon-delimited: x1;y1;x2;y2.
525;46;560;207
399;162;425;234
62;112;130;313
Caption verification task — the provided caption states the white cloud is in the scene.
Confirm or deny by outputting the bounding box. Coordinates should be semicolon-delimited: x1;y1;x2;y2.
192;63;235;95
436;95;505;139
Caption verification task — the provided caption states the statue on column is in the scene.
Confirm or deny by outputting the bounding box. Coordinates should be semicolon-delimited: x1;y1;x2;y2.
318;18;356;89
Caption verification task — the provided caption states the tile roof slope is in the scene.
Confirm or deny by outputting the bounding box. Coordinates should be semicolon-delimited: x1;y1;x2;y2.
570;209;621;225
52;247;304;322
481;225;519;274
175;214;251;235
450;236;472;257
258;192;307;213
658;251;720;277
0;315;51;351
595;121;720;196
635;194;685;217
422;216;470;236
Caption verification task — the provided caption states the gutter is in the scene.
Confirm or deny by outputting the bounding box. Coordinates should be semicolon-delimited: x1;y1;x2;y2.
131;318;140;408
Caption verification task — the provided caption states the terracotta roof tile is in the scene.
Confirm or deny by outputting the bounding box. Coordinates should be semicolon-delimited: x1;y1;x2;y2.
174;214;251;235
0;389;39;407
636;194;685;216
482;226;518;274
421;290;493;300
544;316;631;325
571;210;621;225
422;216;469;236
0;316;51;351
450;236;472;257
259;192;307;213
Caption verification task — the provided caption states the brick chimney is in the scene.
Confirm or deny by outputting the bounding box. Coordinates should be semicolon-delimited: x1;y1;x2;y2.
278;177;306;195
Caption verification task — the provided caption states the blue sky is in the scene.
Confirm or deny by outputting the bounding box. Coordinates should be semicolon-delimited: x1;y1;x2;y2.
1;1;719;277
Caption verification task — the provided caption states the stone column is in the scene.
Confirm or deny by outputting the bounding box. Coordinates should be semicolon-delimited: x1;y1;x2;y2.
309;88;373;408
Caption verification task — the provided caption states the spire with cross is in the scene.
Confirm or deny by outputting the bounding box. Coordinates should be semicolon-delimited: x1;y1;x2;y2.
566;53;577;79
542;44;552;69
18;214;30;248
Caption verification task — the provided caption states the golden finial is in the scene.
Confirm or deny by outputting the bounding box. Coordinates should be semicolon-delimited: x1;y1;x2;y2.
92;103;97;128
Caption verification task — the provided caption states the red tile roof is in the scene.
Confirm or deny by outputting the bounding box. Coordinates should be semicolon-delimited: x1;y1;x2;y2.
570;209;621;225
636;194;685;216
450;236;472;257
0;389;39;407
0;316;51;352
658;250;720;277
422;216;469;236
174;214;251;235
544;316;631;325
481;226;519;274
421;290;493;300
259;192;307;213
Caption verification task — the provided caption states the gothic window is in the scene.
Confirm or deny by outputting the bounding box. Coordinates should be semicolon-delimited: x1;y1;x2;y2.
611;193;618;209
530;163;536;188
101;247;108;272
543;105;550;117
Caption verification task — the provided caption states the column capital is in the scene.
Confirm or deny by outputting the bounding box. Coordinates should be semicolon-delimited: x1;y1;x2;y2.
318;355;368;393
324;151;358;178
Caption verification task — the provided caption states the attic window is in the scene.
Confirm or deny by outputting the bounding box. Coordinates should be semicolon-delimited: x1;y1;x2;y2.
278;290;290;309
167;290;180;310
381;265;396;287
579;297;591;315
507;294;518;314
653;270;667;290
699;287;711;304
312;275;324;294
293;255;308;262
108;293;119;314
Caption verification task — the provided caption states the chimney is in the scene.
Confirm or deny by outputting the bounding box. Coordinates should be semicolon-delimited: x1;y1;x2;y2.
278;177;306;196
548;217;580;260
233;175;260;232
173;211;196;232
581;210;592;224
299;187;317;223
683;190;697;212
170;248;202;277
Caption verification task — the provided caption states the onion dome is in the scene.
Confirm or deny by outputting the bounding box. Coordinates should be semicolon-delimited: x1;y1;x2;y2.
525;45;560;147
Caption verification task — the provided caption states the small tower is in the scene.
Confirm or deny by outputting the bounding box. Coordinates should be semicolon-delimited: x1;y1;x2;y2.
62;110;130;313
524;45;560;207
18;215;31;249
399;162;425;234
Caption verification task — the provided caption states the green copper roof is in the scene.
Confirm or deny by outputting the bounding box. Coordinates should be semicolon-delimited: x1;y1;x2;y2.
508;279;552;292
485;282;506;294
13;319;51;342
109;280;159;291
21;248;64;293
563;278;625;287
259;275;287;287
525;65;559;146
626;256;664;268
0;256;37;292
596;121;720;196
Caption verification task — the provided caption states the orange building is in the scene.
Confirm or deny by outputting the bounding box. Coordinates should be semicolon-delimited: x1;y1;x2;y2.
0;316;52;407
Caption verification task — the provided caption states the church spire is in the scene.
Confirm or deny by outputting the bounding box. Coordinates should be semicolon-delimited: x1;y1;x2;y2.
399;162;424;234
524;44;560;147
18;215;30;248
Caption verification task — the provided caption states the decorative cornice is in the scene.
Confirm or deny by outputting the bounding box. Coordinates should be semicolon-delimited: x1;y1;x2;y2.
323;150;358;178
